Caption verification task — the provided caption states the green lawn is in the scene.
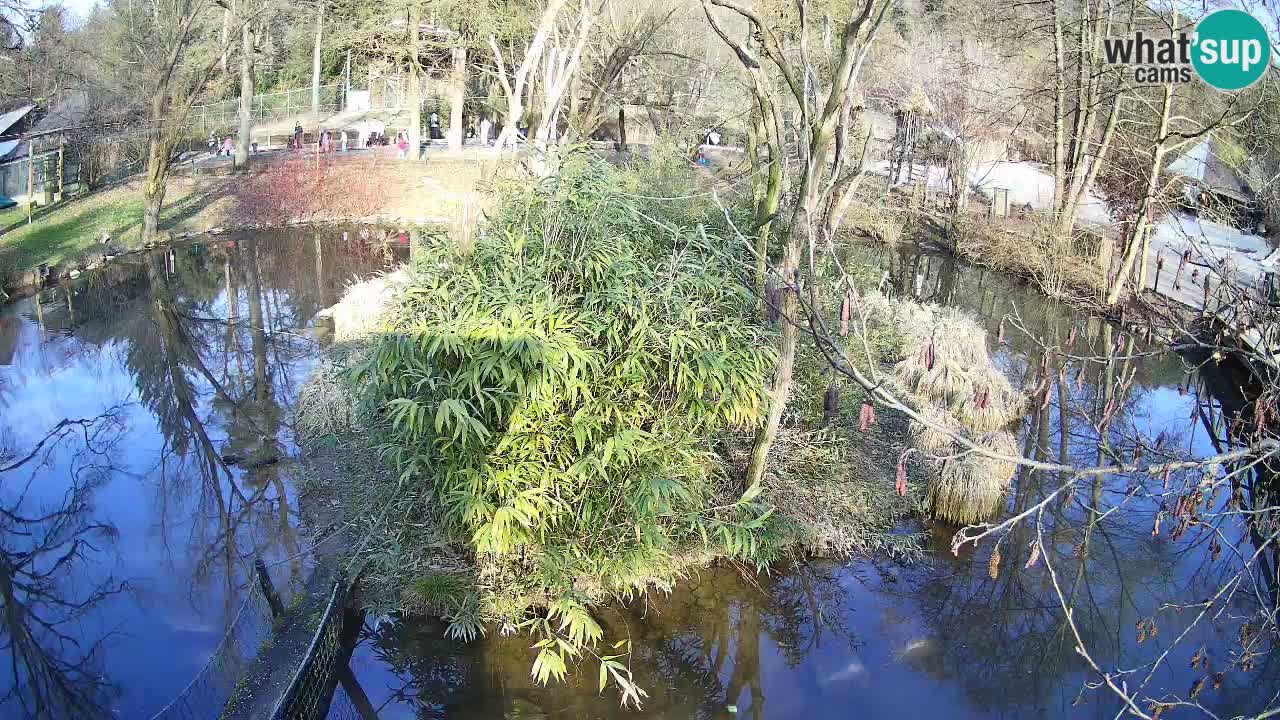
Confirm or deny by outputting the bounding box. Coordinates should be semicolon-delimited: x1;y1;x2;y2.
0;191;144;275
0;179;227;280
0;204;30;230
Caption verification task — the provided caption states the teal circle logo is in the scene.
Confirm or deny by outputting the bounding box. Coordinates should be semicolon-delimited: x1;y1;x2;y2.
1192;9;1271;91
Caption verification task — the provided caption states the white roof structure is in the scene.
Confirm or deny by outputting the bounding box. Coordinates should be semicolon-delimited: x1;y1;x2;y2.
0;105;36;159
0;104;35;136
1166;137;1253;202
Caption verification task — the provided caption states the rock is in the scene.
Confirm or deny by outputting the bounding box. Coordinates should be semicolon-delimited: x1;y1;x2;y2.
505;699;548;720
68;269;80;279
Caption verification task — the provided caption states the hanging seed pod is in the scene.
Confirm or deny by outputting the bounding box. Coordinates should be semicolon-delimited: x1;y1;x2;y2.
839;293;851;337
1190;647;1205;668
1212;673;1225;689
974;387;990;410
988;547;1002;579
924;340;936;371
1040;383;1054;410
895;452;908;496
858;402;876;431
1066;325;1078;349
823;381;840;424
1190;676;1206;699
1162;465;1172;490
1075;369;1085;392
997;318;1006;344
1024;540;1041;569
1137;620;1148;643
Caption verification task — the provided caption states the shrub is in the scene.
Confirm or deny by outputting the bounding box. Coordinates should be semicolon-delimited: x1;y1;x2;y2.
355;152;781;701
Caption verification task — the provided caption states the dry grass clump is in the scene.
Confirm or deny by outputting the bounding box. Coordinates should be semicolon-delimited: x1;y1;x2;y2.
893;307;1021;433
328;269;409;342
925;431;1019;524
296;353;364;439
857;292;1023;525
846;201;907;244
297;271;409;438
953;215;1104;298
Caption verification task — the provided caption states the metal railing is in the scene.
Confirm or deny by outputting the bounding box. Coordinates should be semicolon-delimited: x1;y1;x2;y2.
269;579;353;720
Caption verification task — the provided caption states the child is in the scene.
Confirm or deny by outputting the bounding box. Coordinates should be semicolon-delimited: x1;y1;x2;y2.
397;132;409;160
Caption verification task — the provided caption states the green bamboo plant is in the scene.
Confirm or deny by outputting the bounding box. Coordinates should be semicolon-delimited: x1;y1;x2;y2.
356;154;782;704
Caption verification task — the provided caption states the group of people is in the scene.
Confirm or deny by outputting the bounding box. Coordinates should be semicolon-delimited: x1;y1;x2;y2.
207;131;237;156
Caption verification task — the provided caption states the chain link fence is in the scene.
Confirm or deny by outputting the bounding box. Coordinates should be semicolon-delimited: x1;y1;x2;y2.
190;85;345;137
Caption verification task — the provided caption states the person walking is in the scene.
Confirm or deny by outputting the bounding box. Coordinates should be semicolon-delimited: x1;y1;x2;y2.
479;117;491;147
396;131;409;160
292;120;304;151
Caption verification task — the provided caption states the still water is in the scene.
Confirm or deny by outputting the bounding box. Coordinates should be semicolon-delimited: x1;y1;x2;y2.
0;228;406;718
0;235;1275;719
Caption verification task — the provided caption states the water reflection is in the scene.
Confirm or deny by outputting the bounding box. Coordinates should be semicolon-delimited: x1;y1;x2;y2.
350;243;1279;720
0;228;406;719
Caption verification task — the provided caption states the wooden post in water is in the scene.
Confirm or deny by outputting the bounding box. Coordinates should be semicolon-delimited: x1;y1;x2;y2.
255;557;286;618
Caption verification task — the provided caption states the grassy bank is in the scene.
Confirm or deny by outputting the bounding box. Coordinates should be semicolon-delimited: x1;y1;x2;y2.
0;177;231;280
0;154;486;287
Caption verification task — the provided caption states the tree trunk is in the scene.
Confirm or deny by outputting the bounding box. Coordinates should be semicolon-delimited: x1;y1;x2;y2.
407;4;421;160
221;7;231;73
143;135;168;242
448;46;466;151
311;2;324;120
1050;0;1067;219
744;238;799;492
1105;82;1171;305
235;21;255;169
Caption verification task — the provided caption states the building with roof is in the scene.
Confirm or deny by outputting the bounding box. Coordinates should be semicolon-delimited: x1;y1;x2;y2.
1166;137;1257;229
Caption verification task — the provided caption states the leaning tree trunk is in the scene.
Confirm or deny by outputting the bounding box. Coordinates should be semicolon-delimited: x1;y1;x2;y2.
235;21;255;169
142;134;169;242
744;236;800;491
1105;81;1171;306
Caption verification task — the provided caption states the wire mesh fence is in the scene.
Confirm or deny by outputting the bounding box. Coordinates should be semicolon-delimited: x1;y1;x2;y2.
269;579;355;720
147;583;277;720
190;85;345;137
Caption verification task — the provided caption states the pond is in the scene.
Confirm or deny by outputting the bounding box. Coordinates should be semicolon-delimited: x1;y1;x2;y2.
0;234;1275;719
0;227;407;718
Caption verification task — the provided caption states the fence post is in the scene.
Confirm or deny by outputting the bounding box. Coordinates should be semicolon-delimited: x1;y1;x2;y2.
26;153;33;224
56;141;64;203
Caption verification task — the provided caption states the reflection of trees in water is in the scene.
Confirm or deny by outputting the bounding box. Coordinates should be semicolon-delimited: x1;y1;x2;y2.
855;244;1280;716
361;561;857;719
0;410;128;719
